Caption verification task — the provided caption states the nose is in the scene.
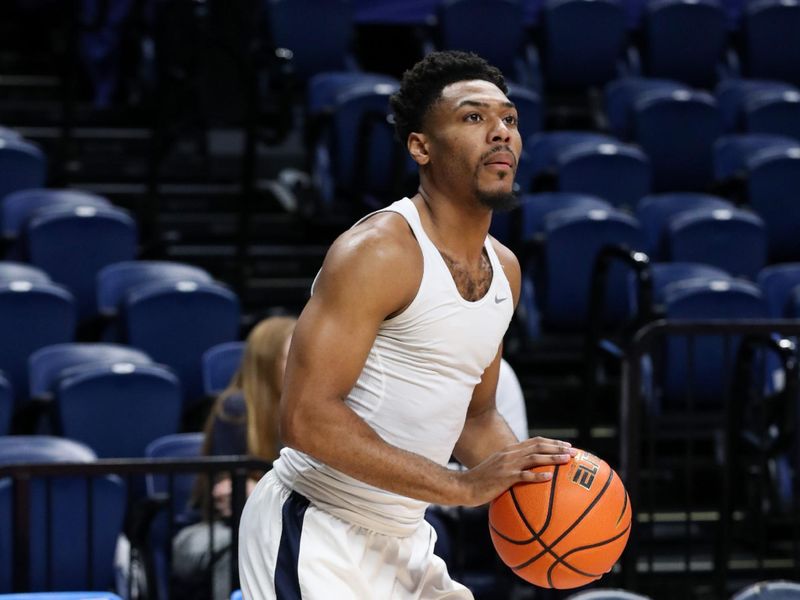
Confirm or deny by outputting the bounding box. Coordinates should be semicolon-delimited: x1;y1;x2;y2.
488;117;512;144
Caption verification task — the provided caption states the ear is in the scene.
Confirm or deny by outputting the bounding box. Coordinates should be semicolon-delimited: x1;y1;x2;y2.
408;132;430;166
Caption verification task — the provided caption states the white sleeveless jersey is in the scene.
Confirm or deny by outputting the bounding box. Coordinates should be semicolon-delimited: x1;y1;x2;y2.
274;198;514;536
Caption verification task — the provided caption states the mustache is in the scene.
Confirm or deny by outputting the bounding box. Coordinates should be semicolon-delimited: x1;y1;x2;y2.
480;145;517;167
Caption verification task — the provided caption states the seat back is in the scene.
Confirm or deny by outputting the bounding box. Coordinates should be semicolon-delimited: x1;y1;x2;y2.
746;147;800;261
202;341;246;397
713;133;798;180
0;282;76;406
628;261;732;316
644;0;727;87
520;192;612;240
757;263;800;317
543;0;627;87
123;281;241;405
0;436;126;593
56;363;182;458
0;262;50;285
541;207;645;331
667;206;767;279
745;0;800;84
28;343;152;400
25;205;138;320
557;141;651;208
715;78;797;132
605;77;688;139
636;192;733;259
731;579;800;599
565;589;653;599
634;90;723;191
745;89;800;141
0;138;46;203
506;84;543;143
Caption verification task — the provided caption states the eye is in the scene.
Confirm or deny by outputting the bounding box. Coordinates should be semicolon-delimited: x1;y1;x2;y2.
465;113;483;122
503;114;518;126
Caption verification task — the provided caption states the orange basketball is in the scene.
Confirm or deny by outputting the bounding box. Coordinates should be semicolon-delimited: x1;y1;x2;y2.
488;448;632;589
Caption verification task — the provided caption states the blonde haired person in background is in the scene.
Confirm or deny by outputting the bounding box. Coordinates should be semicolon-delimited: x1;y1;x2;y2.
172;316;296;600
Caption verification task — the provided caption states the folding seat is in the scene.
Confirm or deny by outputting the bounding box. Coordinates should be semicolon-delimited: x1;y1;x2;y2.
306;72;398;120
628;261;733;317
23;205;138;321
712;133;797;181
202;341;245;397
540;0;627;89
744;146;800;261
144;432;204;600
757;264;800;318
604;77;690;139
122;280;241;407
506;83;543;143
731;579;800;599
96;260;213;337
55;363;182;458
0;262;50;285
641;0;728;87
437;0;538;88
313;80;407;213
0;436;126;593
715;79;798;132
555;140;650;208
28;343;152;401
265;0;356;85
665;206;768;280
520;192;613;241
0;372;10;436
1;189;111;251
744;0;800;85
527;131;616;183
635;192;734;259
632;89;723;190
0;126;22;141
534;206;646;332
0;281;75;408
743;88;800;141
0;137;46;203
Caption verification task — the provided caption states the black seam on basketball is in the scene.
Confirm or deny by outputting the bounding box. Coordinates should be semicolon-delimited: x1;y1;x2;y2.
509;464;559;540
616;491;629;526
545;518;632;584
510;468;615;573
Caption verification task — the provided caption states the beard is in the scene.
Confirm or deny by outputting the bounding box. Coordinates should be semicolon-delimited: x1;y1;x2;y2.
476;188;520;212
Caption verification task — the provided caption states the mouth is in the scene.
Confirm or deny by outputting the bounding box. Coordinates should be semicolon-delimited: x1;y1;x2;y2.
482;150;516;170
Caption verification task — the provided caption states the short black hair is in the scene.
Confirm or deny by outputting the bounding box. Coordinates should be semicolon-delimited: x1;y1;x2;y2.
389;50;508;144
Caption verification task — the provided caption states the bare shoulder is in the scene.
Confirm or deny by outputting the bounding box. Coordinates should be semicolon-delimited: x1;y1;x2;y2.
490;236;521;305
315;211;422;317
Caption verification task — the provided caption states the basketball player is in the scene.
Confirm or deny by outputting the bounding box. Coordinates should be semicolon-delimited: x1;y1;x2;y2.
238;50;577;599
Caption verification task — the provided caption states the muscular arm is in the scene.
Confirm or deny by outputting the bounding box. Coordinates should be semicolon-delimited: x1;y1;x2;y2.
281;221;572;507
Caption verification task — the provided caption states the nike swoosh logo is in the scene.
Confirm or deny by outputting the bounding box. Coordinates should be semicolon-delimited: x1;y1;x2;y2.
494;295;508;304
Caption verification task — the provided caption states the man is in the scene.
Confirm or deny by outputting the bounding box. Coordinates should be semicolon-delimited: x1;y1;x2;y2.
238;50;576;599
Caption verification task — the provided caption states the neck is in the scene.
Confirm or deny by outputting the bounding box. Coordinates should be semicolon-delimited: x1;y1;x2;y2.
413;179;492;262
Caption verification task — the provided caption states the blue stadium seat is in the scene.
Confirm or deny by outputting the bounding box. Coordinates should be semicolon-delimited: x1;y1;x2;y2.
745;146;800;261
744;0;800;85
520;192;613;240
660;278;768;409
636;192;734;259
144;432;204;600
0;372;11;436
123;280;241;406
0;262;50;285
0;436;126;593
506;83;543;143
605;77;690;139
628;261;732;317
230;591;243;600
642;0;728;87
265;0;356;84
202;341;246;397
23;205;138;321
28;343;152;400
565;589;653;599
96;260;213;320
1;189;111;249
56;363;182;458
0;126;22;141
438;0;537;88
715;79;799;132
757;264;800;318
306;72;398;118
541;0;627;88
0;281;75;408
666;206;767;280
744;88;800;141
555;141;651;208
527;131;616;181
713;133;798;181
314;80;405;211
731;579;800;599
536;206;646;332
0;137;46;203
633;89;722;191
